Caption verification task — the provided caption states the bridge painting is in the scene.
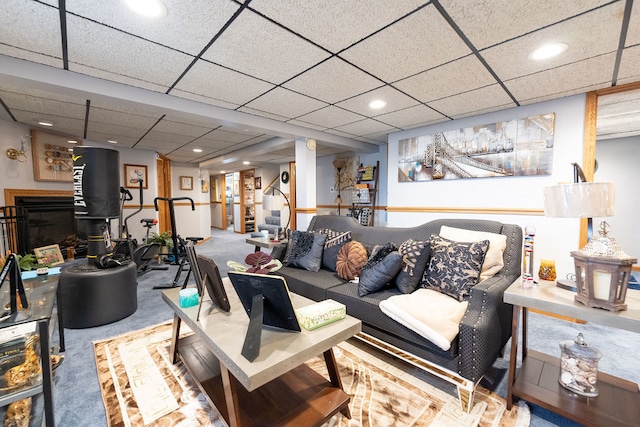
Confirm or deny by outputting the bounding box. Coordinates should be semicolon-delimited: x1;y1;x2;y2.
398;113;555;181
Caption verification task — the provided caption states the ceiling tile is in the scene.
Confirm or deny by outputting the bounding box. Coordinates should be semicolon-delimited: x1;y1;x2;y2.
294;106;365;129
244;88;328;119
428;85;515;118
394;55;496;103
201;9;330;84
336;85;419;117
617;46;640;86
626;0;640;47
374;104;447;129
0;90;86;119
64;0;240;56
172;59;275;107
482;3;624;82
250;0;426;53
505;53;616;103
66;15;195;90
283;57;383;104
340;4;471;83
89;106;160;130
84;130;140;148
0;1;62;67
333;119;397;136
12;111;85;136
197;128;257;144
441;0;612;50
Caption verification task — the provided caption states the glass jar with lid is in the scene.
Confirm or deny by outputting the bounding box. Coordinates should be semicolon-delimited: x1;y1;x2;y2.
559;333;602;397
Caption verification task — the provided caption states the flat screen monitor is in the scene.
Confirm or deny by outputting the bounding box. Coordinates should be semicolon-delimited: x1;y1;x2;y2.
228;271;300;332
195;254;231;313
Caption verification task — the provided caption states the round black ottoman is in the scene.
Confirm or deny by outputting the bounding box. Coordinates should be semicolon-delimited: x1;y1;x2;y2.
60;262;137;328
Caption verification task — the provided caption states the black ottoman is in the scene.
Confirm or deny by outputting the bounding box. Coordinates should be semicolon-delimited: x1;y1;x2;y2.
60;262;137;328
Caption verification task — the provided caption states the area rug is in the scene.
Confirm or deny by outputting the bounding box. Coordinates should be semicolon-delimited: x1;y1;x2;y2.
94;321;529;427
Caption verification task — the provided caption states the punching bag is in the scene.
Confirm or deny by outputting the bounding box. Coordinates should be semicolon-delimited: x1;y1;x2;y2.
73;146;120;265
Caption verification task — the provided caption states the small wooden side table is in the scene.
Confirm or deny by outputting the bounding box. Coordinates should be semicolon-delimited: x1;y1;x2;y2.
504;277;640;427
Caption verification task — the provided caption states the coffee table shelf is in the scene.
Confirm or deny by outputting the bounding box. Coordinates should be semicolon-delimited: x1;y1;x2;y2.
505;278;640;427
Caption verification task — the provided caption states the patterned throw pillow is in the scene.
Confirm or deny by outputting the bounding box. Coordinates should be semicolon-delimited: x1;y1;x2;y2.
421;235;489;301
358;251;403;297
395;238;430;294
283;230;326;272
336;241;368;281
314;228;352;271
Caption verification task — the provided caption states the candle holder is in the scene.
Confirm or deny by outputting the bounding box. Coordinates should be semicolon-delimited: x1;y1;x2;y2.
571;222;637;311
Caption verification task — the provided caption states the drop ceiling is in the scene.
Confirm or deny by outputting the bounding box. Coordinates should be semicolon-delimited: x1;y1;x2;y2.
1;0;639;172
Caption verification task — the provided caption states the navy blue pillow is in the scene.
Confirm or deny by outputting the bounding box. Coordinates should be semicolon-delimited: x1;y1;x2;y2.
358;251;403;297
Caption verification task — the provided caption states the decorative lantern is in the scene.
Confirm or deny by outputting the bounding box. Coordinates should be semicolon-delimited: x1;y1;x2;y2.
559;333;602;397
571;222;637;311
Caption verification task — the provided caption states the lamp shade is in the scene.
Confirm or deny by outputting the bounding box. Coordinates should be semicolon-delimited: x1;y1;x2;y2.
263;194;284;211
543;182;614;218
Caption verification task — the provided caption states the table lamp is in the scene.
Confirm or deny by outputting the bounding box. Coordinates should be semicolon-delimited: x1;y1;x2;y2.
544;163;636;311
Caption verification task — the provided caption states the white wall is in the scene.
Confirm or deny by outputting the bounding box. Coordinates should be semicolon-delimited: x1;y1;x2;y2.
387;94;587;278
171;163;211;240
315;147;388;225
595;135;639;259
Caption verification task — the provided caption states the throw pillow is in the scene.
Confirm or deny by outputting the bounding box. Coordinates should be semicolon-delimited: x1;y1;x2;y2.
314;228;352;271
422;235;489;301
358;251;403;297
395;238;431;294
336;241;368;280
439;226;507;281
283;230;326;272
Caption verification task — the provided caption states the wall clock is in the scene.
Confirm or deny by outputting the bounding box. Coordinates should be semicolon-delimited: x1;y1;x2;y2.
281;171;290;184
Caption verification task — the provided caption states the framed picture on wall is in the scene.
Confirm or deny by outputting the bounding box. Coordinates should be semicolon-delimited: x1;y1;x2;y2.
124;164;148;188
254;177;262;190
34;244;65;266
180;176;193;190
31;130;75;182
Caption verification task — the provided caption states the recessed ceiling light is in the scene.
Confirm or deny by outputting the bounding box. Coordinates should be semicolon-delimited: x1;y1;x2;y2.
368;100;387;109
67;140;77;144
38;120;53;127
107;139;118;144
193;148;203;153
528;43;568;60
242;161;250;165
123;0;168;19
220;170;226;174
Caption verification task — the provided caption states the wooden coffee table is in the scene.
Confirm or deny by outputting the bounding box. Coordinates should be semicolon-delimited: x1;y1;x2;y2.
162;279;361;427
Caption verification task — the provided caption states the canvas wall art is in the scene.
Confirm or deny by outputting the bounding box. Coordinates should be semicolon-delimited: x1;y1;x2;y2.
398;113;555;182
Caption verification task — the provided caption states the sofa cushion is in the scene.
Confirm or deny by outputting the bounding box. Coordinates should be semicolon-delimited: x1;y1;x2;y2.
314;228;352;271
284;230;326;272
422;235;489;301
358;251;403;297
395;238;431;294
336;241;368;280
380;289;469;351
439;225;507;281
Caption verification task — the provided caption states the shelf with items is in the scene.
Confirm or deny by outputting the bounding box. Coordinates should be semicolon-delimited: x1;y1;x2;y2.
348;161;379;226
240;169;255;234
0;273;62;427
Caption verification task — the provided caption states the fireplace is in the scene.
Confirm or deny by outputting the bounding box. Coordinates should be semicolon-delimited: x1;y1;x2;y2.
3;189;87;258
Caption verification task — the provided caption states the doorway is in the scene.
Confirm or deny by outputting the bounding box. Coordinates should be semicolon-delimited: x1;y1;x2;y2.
225;173;234;231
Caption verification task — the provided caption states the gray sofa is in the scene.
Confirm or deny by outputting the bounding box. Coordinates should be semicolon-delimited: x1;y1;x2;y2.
276;215;522;411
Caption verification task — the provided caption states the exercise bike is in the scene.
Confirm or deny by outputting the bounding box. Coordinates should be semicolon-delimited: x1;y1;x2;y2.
111;179;168;276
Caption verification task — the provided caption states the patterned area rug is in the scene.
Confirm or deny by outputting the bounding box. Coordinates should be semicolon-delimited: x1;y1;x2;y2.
94;321;529;427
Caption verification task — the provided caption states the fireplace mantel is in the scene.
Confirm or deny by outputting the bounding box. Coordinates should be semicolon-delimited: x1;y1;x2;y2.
4;188;73;207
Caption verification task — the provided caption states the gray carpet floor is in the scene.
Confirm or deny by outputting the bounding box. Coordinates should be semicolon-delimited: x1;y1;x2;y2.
51;228;640;426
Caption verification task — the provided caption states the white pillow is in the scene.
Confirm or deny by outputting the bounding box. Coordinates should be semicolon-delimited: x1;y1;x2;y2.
379;289;468;351
439;225;507;281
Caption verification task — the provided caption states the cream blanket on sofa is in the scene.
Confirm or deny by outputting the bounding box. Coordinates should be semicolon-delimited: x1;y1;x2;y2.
379;289;468;351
